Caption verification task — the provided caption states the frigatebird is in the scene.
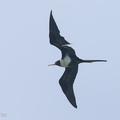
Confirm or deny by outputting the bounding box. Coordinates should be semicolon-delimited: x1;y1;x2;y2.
49;11;107;108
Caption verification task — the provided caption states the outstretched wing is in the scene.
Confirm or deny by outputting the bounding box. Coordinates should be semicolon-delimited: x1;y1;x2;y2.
49;11;70;49
59;65;78;108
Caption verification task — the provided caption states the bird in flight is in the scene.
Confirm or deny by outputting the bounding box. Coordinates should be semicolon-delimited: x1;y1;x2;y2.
49;11;107;108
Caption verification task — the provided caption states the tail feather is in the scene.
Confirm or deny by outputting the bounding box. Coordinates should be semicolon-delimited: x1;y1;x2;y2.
82;60;107;63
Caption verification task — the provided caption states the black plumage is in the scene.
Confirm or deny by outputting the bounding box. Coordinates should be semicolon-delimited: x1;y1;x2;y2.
49;11;107;108
59;65;78;108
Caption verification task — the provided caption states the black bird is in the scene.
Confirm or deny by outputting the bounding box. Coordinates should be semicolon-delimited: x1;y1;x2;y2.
49;11;107;108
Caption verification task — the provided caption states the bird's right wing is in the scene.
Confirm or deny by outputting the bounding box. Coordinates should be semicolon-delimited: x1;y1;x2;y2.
59;65;78;108
49;11;70;49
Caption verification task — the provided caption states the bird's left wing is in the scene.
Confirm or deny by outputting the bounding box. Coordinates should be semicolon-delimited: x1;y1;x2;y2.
49;11;70;49
59;65;78;108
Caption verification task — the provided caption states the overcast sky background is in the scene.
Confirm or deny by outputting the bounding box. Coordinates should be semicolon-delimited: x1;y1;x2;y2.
0;0;120;120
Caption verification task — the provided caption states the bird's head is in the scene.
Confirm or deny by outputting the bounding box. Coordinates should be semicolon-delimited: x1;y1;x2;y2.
48;60;61;66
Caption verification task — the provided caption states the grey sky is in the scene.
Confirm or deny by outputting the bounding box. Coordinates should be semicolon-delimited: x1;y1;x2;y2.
0;0;120;120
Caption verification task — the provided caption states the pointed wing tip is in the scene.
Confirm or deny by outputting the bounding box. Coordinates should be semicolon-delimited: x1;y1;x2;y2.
50;10;53;16
72;104;77;108
49;10;55;25
74;106;77;109
67;98;77;108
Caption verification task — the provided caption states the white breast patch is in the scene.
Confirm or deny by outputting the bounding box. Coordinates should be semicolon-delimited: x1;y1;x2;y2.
60;55;71;67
